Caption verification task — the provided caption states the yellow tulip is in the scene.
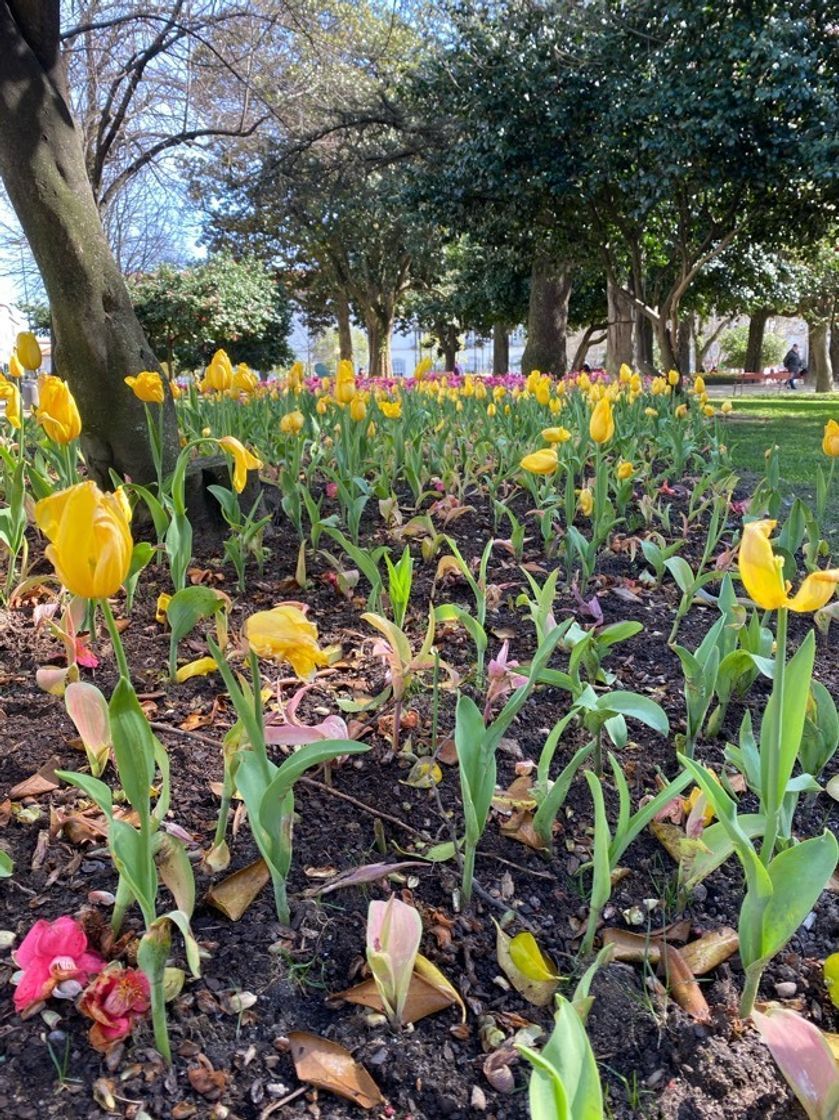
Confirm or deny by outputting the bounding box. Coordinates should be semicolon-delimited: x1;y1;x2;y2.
541;426;571;444
667;369;680;387
288;360;305;393
349;395;367;422
675;403;688;419
703;405;715;417
232;364;259;396
9;350;24;378
335;359;356;404
175;657;219;683
825;954;839;1009
0;375;21;429
630;373;642;393
202;349;233;393
413;356;433;380
37;375;82;444
170;380;183;400
721;400;733;414
739;520;839;612
589;397;614;444
316;398;328;415
243;605;329;679
280;409;305;435
578;487;594;517
35;481;133;599
124;370;164;404
645;407;658;418
493;385;505;401
487;403;496;417
619;363;632;384
616;460;634;481
156;593;172;624
693;375;706;395
822;419;839;458
16;331;41;371
520;447;558;475
379;399;402;419
218;436;263;493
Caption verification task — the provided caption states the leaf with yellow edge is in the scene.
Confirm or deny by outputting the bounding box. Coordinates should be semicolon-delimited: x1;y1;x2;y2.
336;952;464;1025
175;656;218;683
494;921;561;1007
824;953;839;1009
413;953;466;1023
404;759;442;788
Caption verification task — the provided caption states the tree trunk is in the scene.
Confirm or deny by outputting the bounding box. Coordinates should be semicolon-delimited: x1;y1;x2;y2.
336;291;353;364
520;257;571;375
829;308;839;386
571;324;607;372
677;318;692;375
492;322;509;375
744;309;769;373
655;319;678;376
629;266;655;374
808;320;832;393
442;327;459;372
0;2;177;486
365;312;393;378
605;277;633;376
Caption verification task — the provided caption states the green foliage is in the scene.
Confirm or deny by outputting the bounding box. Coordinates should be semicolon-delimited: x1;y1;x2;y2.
130;252;292;372
719;324;786;370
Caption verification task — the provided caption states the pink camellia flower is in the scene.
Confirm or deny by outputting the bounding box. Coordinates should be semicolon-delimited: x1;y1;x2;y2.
12;916;104;1014
78;964;151;1052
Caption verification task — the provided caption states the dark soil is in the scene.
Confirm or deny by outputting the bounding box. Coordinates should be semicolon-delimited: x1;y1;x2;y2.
0;484;837;1120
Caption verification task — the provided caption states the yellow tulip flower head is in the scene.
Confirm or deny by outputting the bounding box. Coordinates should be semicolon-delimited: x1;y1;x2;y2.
16;331;42;371
721;400;733;414
36;375;82;444
35;481;133;599
124;370;164;404
9;350;24;378
616;460;634;482
822;419;839;458
739;519;839;612
413;356;433;381
350;395;367;422
379;399;402;419
243;604;329;679
520;447;558;475
644;407;658;418
693;375;706;395
218;435;263;493
619;363;632;384
487;403;497;417
542;426;571;444
589;397;614;444
170;380;183;400
578;487;594;517
288;360;305;393
0;375;21;429
280;409;304;436
675;403;688;419
667;369;680;387
335;359;356;404
232;363;259;396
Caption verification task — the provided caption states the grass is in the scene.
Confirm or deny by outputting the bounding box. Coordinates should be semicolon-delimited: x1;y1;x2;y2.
721;394;838;542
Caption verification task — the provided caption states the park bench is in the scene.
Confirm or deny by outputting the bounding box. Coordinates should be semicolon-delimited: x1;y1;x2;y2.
731;369;792;395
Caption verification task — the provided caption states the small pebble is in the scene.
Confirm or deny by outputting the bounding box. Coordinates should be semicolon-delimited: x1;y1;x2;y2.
775;981;797;998
471;1085;487;1111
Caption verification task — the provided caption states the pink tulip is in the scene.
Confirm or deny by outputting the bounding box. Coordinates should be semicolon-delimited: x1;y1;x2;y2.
12;916;104;1014
264;684;350;745
484;641;528;720
366;895;422;1027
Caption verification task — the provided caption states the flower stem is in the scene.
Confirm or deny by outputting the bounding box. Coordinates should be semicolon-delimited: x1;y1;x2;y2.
760;607;787;866
100;597;131;681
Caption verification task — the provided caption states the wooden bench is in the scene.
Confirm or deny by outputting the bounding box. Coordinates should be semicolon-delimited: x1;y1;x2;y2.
731;369;793;395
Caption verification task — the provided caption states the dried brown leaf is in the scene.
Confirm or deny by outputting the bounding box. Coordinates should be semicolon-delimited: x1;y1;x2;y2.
205;859;270;921
288;1031;383;1109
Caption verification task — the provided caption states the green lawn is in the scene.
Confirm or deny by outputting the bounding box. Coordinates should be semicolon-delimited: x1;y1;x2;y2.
722;394;838;541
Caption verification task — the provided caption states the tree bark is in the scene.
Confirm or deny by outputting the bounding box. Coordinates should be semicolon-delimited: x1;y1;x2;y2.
0;1;177;486
744;309;769;373
570;324;607;372
629;265;655;374
440;324;459;372
605;277;633;376
335;291;353;364
520;257;571;375
829;308;839;386
365;311;393;377
492;322;509;375
808;320;832;393
677;318;692;375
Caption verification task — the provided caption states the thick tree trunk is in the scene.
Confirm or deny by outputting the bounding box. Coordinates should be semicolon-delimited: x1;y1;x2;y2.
829;310;839;386
655;320;678;376
365;313;393;378
520;257;571;375
492;322;509;375
677;318;692;375
0;2;177;486
336;291;353;363
629;266;655;374
570;324;607;372
744;309;769;373
605;277;633;376
808;320;832;392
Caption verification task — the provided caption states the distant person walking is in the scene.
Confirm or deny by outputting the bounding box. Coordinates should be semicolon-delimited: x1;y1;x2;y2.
783;343;803;389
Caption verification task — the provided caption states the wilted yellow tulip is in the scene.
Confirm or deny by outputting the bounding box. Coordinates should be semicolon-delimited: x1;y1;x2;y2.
37;375;82;444
280;409;304;436
218;435;263;493
0;375;21;429
739;520;839;612
589;397;614;444
124;370;164;404
675;403;688;419
244;604;329;679
520;447;558;475
667;369;680;387
8;350;24;378
822;419;839;457
16;331;41;371
541;426;571;444
578;487;594;517
379;399;402;419
616;460;634;482
35;481;133;599
156;593;172;624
